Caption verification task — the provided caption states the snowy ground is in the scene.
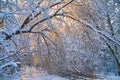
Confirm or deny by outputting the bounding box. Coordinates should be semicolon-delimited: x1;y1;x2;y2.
17;66;68;80
16;66;120;80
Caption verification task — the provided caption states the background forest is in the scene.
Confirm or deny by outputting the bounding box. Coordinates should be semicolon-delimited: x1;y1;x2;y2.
0;0;120;80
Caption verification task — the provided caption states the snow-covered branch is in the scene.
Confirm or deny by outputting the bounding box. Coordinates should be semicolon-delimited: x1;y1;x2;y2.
59;13;120;46
20;1;63;29
0;62;20;70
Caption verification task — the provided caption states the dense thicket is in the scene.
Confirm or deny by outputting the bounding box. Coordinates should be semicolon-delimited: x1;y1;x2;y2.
0;0;120;79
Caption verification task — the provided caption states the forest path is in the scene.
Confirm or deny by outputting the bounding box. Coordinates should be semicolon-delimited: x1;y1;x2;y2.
19;66;42;80
17;66;68;80
17;66;120;80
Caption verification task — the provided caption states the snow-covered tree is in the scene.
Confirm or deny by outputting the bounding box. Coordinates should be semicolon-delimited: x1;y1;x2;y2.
0;0;120;79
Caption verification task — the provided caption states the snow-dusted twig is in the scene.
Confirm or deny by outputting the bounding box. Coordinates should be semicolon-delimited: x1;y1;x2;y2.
0;47;25;61
0;62;20;70
20;1;63;29
58;12;120;46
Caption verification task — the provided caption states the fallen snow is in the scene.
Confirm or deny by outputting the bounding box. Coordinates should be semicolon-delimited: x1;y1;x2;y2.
17;66;69;80
102;76;120;80
16;66;120;80
39;72;68;80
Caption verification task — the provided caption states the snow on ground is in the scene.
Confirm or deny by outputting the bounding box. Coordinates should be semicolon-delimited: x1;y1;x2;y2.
16;66;120;80
38;72;68;80
17;66;69;80
100;76;120;80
